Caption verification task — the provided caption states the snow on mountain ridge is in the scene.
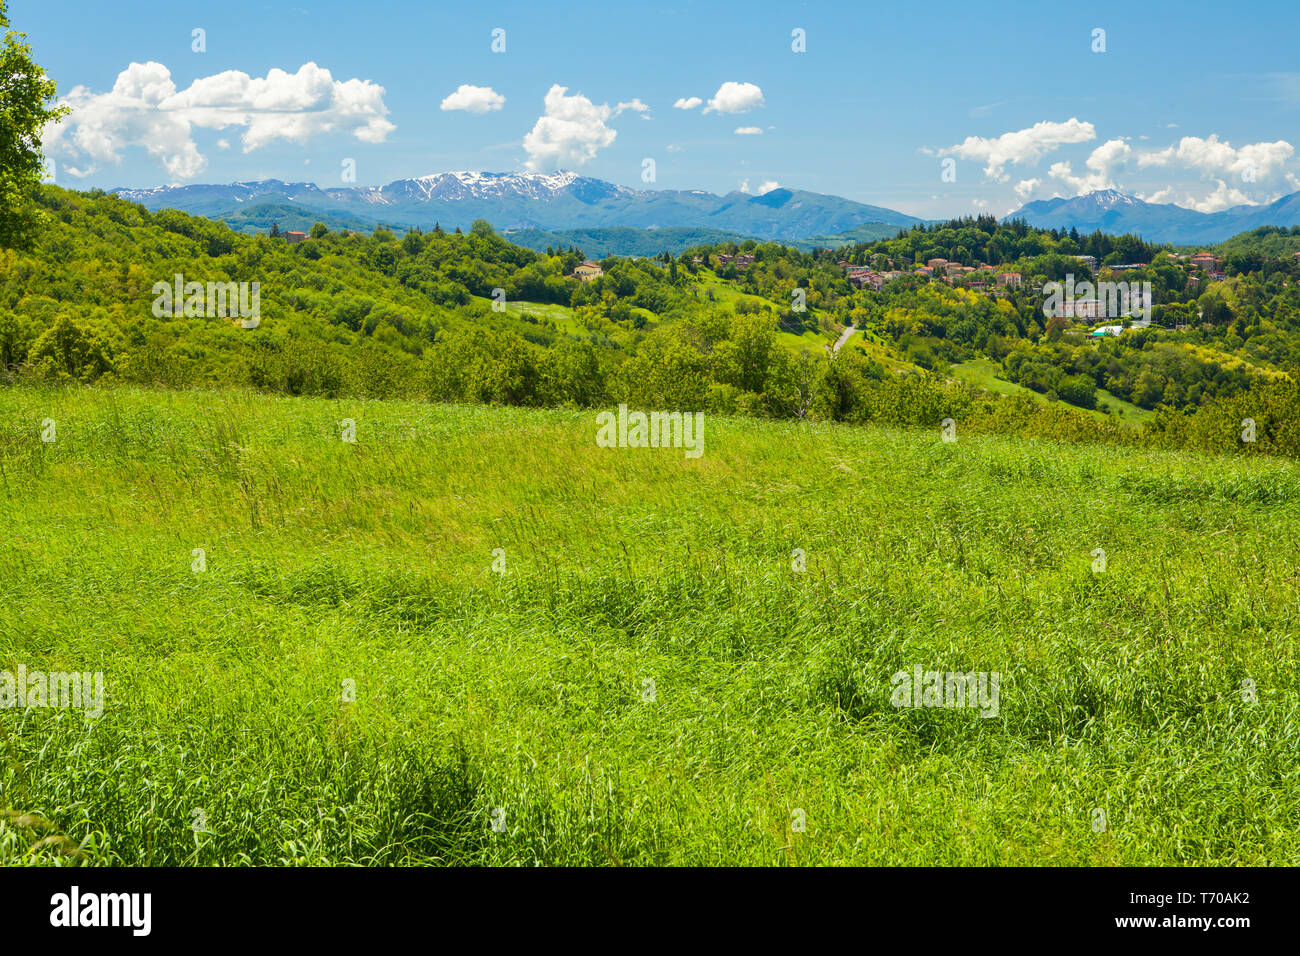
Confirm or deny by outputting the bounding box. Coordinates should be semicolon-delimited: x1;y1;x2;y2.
405;170;611;199
1086;189;1143;209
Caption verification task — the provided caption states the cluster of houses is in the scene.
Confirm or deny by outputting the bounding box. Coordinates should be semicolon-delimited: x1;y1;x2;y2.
833;248;1243;307
1050;291;1153;322
837;257;1024;293
1167;251;1224;291
715;253;756;271
684;253;757;273
842;263;907;291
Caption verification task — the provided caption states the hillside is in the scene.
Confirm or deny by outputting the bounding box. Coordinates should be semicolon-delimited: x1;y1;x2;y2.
2;385;1296;865
9;186;1300;460
786;221;918;250
1212;225;1300;259
220;201;396;236
503;225;755;257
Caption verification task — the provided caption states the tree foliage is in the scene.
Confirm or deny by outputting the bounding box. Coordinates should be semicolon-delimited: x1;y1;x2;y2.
0;0;68;249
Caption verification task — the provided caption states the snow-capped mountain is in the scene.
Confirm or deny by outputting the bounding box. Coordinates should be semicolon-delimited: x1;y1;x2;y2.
111;171;922;241
1007;188;1300;244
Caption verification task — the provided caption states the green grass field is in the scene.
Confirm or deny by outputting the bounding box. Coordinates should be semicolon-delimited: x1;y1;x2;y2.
1;385;1297;865
953;358;1156;426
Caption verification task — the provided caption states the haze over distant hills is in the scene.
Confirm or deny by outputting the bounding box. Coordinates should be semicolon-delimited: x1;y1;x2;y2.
1006;188;1300;246
111;170;923;245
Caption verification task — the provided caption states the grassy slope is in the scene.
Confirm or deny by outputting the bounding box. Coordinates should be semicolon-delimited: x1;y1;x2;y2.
691;272;838;354
0;386;1296;865
953;358;1156;426
472;278;836;355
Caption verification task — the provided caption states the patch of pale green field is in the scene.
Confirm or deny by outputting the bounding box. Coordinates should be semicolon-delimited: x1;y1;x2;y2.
953;358;1155;426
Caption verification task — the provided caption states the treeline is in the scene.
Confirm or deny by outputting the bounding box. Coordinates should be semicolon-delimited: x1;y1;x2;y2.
996;332;1261;411
14;293;1299;464
835;215;1165;269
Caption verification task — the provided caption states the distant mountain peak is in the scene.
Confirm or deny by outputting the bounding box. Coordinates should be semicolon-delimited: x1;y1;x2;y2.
111;170;923;242
1007;186;1300;244
1084;188;1144;208
414;169;583;191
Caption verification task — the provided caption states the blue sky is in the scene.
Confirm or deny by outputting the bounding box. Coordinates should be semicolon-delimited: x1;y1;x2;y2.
15;0;1300;217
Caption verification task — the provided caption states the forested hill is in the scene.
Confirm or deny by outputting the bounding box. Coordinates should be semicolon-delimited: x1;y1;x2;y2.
7;185;1300;460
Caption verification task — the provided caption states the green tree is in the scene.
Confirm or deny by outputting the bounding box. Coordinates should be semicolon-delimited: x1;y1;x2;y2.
28;313;114;381
0;0;68;249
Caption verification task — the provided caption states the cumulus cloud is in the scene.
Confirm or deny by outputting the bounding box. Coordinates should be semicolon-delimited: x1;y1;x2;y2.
939;118;1096;181
1138;134;1293;181
1135;134;1296;210
1048;138;1132;194
1014;178;1041;200
440;84;505;113
1138;181;1253;213
734;126;762;135
737;179;779;195
673;97;702;110
1182;181;1256;212
522;84;618;171
44;61;395;180
703;81;764;114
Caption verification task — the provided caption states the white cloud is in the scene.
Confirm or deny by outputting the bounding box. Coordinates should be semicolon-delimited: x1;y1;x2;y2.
1148;183;1264;213
665;144;684;153
1014;178;1041;200
939;118;1096;181
45;61;395;180
615;99;651;118
1138;186;1178;204
756;180;780;194
1135;134;1296;207
673;97;702;110
1138;134;1293;181
1048;138;1132;194
522;84;617;171
703;81;764;114
734;126;762;135
440;84;505;113
1194;183;1250;212
1141;181;1252;213
1142;182;1243;211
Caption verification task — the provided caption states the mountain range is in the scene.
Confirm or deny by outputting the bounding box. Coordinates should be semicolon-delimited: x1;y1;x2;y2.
111;171;922;244
1005;188;1300;246
109;172;1300;250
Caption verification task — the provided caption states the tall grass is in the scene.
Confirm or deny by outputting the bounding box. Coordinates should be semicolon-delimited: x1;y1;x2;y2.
0;384;1296;864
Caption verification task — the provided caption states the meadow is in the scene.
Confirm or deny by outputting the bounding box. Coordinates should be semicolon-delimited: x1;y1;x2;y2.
0;384;1296;865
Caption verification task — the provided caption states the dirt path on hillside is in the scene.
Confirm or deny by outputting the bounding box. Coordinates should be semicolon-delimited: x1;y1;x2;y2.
832;324;857;353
